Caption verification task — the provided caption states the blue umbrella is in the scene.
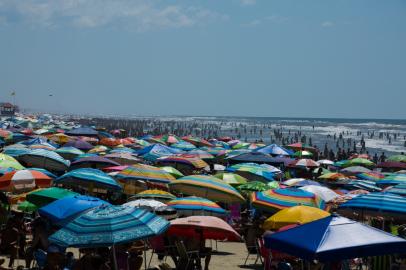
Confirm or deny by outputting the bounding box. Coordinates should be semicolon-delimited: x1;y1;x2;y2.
264;215;406;262
21;137;59;148
55;168;122;191
19;149;70;172
254;144;291;156
386;183;406;196
345;180;382;192
137;144;181;161
49;205;169;247
2;146;32;157
39;195;110;225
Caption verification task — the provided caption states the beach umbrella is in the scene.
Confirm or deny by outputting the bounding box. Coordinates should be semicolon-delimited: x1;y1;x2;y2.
263;215;406;262
293;150;313;158
0;167;15;176
150;134;180;145
342;158;375;168
254;144;291;156
137;144;181;162
387;155;406;163
0;153;25;170
214;172;248;185
227;152;279;164
123;199;167;211
130;189;176;202
167;216;241;241
338;192;406;218
377;174;406;185
287;159;320;168
346;180;382;192
159;166;184;179
64;140;94;151
109;147;136;155
357;172;385;181
167;196;226;217
26;187;79;208
116;163;176;184
186;149;215;160
29;143;57;151
283;179;321;187
88;145;109;154
39;195;109;225
2;146;32;158
48;133;72;144
263;205;330;230
237;181;270;192
154;206;178;220
299;185;340;202
285;143;317;153
169;175;245;203
99;138;121;147
251;188;326;213
0;169;52;191
227;163;279;182
17;201;38;212
19;149;70;172
65;127;98;137
200;147;228;156
317;159;334;166
49;205;169;247
0;129;12;139
386;183;406;196
104;153;141;165
55;168;122;191
70;156;120;170
55;147;84;160
170;141;197;151
377;162;406;170
341;166;371;175
182;136;213;147
318;172;347;180
156;154;208;170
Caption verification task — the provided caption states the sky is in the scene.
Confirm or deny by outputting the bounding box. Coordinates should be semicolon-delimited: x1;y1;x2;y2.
0;0;405;119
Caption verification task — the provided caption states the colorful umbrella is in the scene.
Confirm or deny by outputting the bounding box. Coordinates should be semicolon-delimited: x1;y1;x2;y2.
317;159;334;166
283;179;321;187
318;172;348;180
287;159;320;168
237;181;270;192
157;154;208;169
386;183;406;196
131;189;176;202
285;143;317;153
17;201;38;212
123;199;167;211
377;174;406;185
0;169;52;191
251;188;326;213
169;175;245;203
116;164;176;184
26;187;79;208
299;185;340;202
342;158;375;168
255;144;293;156
340;166;371;175
182;136;213;147
49;206;169;247
56;168;122;191
186;149;215;160
357;172;385;181
214;172;248;185
167;216;241;241
170;141;197;151
19;149;70;172
293;150;313;158
387;155;406;163
227;163;279;182
48;133;72;144
55;147;84;160
263;205;330;230
167;196;226;217
104;153;141;165
70;156;120;170
0;153;25;170
377;162;406;170
64;139;94;151
159;166;184;179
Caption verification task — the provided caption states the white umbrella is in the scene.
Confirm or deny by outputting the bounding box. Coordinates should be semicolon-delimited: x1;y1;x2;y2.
123;199;166;211
317;159;334;165
300;185;339;202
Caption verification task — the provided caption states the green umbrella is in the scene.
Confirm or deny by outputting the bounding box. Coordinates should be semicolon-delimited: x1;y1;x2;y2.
237;181;269;192
267;181;280;189
0;153;25;170
214;173;248;186
26;187;79;208
342;158;375;168
159;166;184;179
293;150;313;158
388;155;406;163
17;201;38;212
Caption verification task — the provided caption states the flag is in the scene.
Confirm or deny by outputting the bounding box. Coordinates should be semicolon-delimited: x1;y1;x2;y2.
11;91;15;96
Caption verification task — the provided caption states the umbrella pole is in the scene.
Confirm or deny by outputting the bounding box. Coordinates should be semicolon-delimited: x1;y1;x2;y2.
144;242;147;270
112;245;118;270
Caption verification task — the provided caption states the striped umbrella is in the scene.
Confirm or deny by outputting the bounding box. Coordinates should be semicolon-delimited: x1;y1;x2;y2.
167;196;226;217
287;159;320;168
29;143;57;151
130;189;176;202
55;168;122;191
388;155;406;163
151;134;181;145
377;174;406;185
255;144;291;156
0;169;52;191
342;158;375;168
199;147;228;156
170;141;197;151
157;155;208;169
283;178;321;187
187;149;215;160
49;205;170;247
357;172;385;181
27;187;79;208
123;199;167;211
116;163;176;184
338;192;406;218
55;147;84;160
169;175;245;203
318;172;348;180
214;173;248;185
182;136;213;147
19;149;70;172
0;153;25;170
386;184;406;196
227;163;279;182
104;153;141;165
0;167;15;176
251;188;326;213
159;166;184;179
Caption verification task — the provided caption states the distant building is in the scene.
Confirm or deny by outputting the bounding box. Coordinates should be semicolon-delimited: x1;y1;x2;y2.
0;102;17;116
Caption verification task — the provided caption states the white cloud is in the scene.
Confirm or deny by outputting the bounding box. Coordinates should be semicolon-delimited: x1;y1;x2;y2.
242;19;261;27
240;0;256;6
321;21;334;27
0;0;226;31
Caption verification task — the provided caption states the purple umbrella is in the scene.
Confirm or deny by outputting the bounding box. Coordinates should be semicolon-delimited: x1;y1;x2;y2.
64;140;94;151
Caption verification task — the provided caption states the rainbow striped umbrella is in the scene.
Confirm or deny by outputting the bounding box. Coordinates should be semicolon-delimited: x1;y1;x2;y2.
131;189;176;202
357;172;385;181
0;153;25;170
251;188;326;213
377;174;406;185
159;166;184;179
214;172;248;185
167;196;226;217
169;175;245;203
116;163;176;183
182;136;213;147
157;154;208;169
187;149;215;160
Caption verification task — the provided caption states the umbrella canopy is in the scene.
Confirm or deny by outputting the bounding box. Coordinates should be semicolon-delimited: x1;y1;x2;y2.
227;152;279;164
287;159;320;168
19;149;70;172
251;188;326;213
65;127;98;137
254;144;291;156
182;136;213;147
169;175;245;203
48;133;72;144
387;155;406;163
293;151;313;158
342;158;375;168
357;172;385;181
264;215;406;262
157;154;208;169
123;199;167;211
283;179;321;187
49;206;169;247
214;172;248;185
167;216;241;241
317;159;334;166
237;181;270;192
386;183;406;196
26;187;79;208
70;156;120;170
17;200;38;212
170;141;197;151
116;163;176;184
377;162;406;170
104;153;141;165
137;144;181;161
338;192;406;218
341;166;371;175
0;169;52;191
285;143;317;153
0;153;25;170
56;168;122;191
159;166;184;179
299;185;340;203
186;149;215;160
64;140;94;151
130;189;176;202
55;147;84;160
318;172;347;180
263;205;330;230
227;163;279;182
167;196;226;217
377;174;406;185
39;195;109;225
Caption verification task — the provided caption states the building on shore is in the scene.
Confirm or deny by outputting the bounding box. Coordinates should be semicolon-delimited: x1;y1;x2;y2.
0;102;18;116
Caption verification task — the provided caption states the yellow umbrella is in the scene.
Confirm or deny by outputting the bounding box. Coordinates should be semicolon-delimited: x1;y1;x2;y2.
262;205;330;230
48;133;72;144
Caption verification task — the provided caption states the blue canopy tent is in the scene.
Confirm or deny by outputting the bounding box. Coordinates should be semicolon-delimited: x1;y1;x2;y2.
264;215;406;262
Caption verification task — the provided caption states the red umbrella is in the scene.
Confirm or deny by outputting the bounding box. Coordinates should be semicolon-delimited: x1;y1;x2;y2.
167;216;242;241
0;169;52;191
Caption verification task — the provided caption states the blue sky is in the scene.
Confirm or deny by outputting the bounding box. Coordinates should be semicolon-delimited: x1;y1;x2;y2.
0;0;405;118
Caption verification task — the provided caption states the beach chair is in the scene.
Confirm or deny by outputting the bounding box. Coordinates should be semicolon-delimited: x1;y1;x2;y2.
175;240;200;270
243;238;262;266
